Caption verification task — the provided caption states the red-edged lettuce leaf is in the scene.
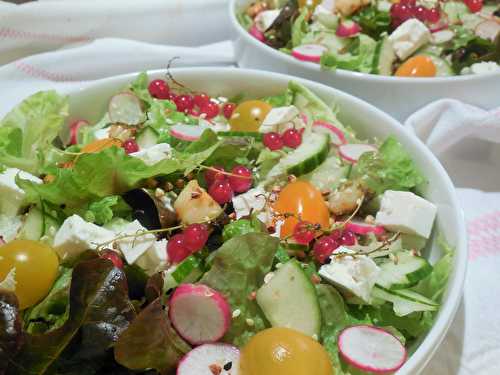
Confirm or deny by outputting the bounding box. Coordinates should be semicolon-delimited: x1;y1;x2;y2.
0;291;23;375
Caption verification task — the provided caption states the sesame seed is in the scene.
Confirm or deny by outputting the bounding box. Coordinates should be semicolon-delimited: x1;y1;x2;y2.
246;318;255;326
232;309;241;318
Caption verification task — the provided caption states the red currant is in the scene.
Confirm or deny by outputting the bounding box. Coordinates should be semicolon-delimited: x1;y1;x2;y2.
205;166;226;186
193;93;211;108
414;6;427;21
465;0;482;13
223;103;236;119
167;234;191;263
390;3;414;23
200;101;220;119
101;250;124;269
282;129;302;149
340;230;357;246
208;179;234;204
293;221;316;245
183;224;209;252
167;92;177;102
313;236;340;264
123;138;139;154
175;94;194;113
148;79;170;99
263;132;284;151
189;107;201;117
426;7;441;23
228;165;253;193
330;228;343;240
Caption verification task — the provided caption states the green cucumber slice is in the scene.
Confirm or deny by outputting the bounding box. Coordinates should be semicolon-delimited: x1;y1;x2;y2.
17;208;44;241
373;286;438;316
421;53;453;76
136;127;159;149
256;259;321;337
373;36;396;76
218;131;262;140
164;255;204;291
376;251;433;290
301;156;349;191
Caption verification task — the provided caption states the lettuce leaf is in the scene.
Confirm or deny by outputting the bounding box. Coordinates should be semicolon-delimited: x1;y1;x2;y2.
81;196;131;226
222;217;265;242
291;8;309;47
352;6;391;40
321;35;377;74
0;91;68;174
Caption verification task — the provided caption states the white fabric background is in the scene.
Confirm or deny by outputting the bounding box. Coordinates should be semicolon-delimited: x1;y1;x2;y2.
1;1;500;373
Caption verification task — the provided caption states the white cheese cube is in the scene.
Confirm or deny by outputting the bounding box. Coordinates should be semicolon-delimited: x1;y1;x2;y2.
232;187;268;219
115;220;156;265
0;214;22;243
388;19;431;60
260;106;300;133
130;143;172;166
375;190;437;239
0;168;42;216
53;215;115;260
319;247;380;303
136;239;169;275
255;9;281;32
470;62;500;75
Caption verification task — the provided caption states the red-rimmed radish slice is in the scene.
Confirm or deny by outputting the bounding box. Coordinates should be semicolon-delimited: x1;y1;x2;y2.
300;113;309;125
69;119;89;145
170;125;207;142
429;21;449;33
336;20;362;38
177;343;240;375
169;284;231;345
338;325;407;374
339;144;377;163
345;219;385;236
249;24;266;42
312;120;346;146
475;20;500;41
292;44;328;63
108;92;145;125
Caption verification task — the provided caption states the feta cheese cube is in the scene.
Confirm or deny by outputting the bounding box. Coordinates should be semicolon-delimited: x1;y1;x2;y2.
375;190;437;239
115;220;156;265
319;247;380;303
470;62;500;75
53;215;115;260
232;187;267;219
0;168;42;216
0;214;22;242
130;143;172;166
260;106;300;133
255;9;280;32
388;19;431;60
136;239;169;275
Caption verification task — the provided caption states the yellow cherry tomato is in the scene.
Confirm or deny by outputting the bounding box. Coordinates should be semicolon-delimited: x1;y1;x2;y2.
229;100;272;132
395;55;437;77
273;180;330;239
0;240;59;309
298;0;321;9
240;327;334;375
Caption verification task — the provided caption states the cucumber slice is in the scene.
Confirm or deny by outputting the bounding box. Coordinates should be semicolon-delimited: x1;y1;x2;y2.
256;259;321;337
421;53;453;76
163;255;204;291
136;127;159;149
267;133;330;179
301;156;349;191
372;286;438;316
376;251;433;290
373;36;396;76
17;208;44;241
218;131;263;140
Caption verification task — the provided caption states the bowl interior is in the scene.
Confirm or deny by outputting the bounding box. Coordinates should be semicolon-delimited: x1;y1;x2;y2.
64;68;467;374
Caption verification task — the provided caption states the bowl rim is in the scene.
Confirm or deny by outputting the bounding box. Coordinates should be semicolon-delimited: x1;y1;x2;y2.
229;0;500;83
65;67;468;375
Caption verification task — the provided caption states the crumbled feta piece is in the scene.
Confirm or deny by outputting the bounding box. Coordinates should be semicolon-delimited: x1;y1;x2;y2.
136;239;169;275
468;62;500;75
377;0;392;12
130;143;172;166
0;214;22;242
53;215;115;260
319;247;380;303
255;9;280;32
232;187;267;219
260;106;300;133
115;220;156;265
0;268;16;292
389;19;431;60
375;190;437;239
0;168;42;216
431;29;455;44
94;127;111;140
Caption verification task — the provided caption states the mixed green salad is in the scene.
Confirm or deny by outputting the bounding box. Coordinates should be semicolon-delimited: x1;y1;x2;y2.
238;0;500;77
0;72;453;375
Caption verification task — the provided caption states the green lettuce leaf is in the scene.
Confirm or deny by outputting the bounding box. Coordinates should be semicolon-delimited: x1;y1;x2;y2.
0;291;23;374
82;196;131;225
0;91;68;174
321;35;377;74
200;233;280;346
222;216;265;242
291;8;309;47
352;6;391;40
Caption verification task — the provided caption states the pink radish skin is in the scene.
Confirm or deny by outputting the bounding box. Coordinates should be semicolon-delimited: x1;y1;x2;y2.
429;21;449;33
69;120;89;145
338;325;407;374
339;144;377;163
108;92;144;125
345;219;385;236
177;343;240;375
169;284;231;345
170;125;206;142
312;120;347;146
249;25;266;42
291;44;328;63
336;21;362;37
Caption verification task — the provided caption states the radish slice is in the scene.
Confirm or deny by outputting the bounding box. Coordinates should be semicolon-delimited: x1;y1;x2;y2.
475;20;500;41
177;343;240;375
169;284;231;345
108;92;145;125
429;21;449;33
249;24;266;42
345;219;385;236
338;144;377;163
336;20;362;38
312;120;347;146
170;125;208;142
338;325;407;374
69;119;89;145
292;44;328;63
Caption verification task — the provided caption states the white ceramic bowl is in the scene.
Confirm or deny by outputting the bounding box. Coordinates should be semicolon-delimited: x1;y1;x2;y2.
64;68;467;374
229;0;500;121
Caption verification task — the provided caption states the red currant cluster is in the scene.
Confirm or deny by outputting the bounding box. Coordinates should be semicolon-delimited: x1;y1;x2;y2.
463;0;483;13
312;228;357;264
263;128;303;151
167;223;209;264
122;138;139;154
390;0;440;28
205;165;253;204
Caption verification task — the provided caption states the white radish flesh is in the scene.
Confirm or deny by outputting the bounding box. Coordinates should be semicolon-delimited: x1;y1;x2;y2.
338;144;377;163
312;120;346;146
169;283;231;345
108;92;145;125
292;44;328;63
177;343;240;375
338;325;407;374
345;219;385;236
170;125;207;142
69;120;89;145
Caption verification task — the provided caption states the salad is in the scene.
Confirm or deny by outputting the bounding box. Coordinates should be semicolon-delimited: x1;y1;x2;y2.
238;0;500;77
0;72;453;375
